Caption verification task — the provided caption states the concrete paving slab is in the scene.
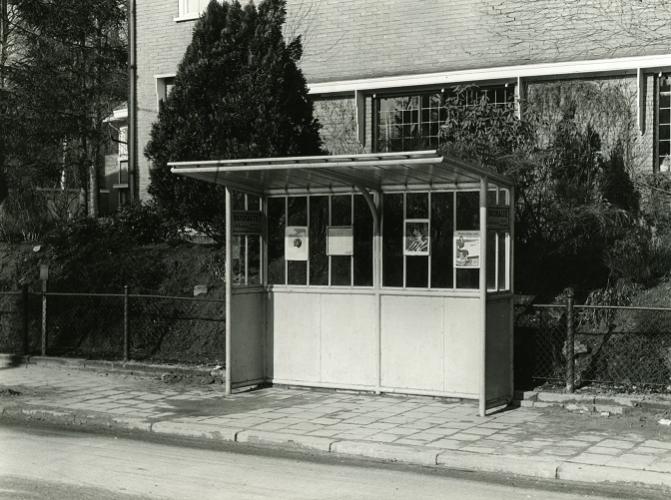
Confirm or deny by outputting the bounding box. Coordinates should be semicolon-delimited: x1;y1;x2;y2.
3;363;671;493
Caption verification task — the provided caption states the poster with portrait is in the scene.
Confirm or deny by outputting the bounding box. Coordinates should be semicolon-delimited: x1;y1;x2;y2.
454;231;481;268
285;226;308;261
404;220;430;256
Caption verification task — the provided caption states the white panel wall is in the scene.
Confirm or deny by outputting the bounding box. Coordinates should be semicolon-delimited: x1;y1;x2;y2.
380;295;444;392
271;291;378;387
272;292;322;382
380;294;480;396
444;297;481;395
269;289;483;397
320;294;378;386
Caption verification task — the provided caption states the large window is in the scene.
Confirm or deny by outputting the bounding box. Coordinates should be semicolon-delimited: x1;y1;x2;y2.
268;194;373;287
659;74;671;171
375;86;515;153
382;190;510;291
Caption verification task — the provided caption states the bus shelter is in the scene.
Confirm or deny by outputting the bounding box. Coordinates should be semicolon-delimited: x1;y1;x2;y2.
170;150;514;415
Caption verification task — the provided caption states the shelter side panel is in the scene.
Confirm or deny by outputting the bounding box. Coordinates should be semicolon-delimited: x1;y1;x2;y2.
319;293;377;387
271;292;322;382
230;291;267;387
380;295;444;392
443;297;481;396
485;296;514;404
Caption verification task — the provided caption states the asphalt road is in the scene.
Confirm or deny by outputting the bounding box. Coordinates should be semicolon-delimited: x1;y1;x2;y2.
0;423;659;500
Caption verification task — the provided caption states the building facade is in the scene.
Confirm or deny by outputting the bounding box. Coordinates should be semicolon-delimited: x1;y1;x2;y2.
135;0;671;198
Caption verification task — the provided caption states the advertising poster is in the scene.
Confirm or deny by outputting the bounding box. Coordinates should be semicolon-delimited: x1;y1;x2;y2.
285;226;309;261
327;226;353;256
404;220;430;256
454;231;481;268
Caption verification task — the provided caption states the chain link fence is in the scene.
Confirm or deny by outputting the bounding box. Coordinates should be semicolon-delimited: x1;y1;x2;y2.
8;288;226;364
516;300;671;391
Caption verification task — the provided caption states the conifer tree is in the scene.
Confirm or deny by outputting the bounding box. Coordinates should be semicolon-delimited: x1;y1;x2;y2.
146;0;322;237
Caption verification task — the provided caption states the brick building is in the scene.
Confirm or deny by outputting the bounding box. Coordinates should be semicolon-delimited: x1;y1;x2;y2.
135;0;671;199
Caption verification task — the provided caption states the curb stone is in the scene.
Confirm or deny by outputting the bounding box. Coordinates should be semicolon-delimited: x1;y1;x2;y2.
236;430;336;452
152;421;239;442
0;354;215;379
436;450;560;480
558;462;671;489
331;440;440;466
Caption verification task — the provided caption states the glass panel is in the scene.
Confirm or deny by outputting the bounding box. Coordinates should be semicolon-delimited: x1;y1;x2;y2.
383;193;403;287
660;109;670;124
406;256;428;288
431;192;453;288
661;93;671;109
309;196;328;286
267;197;285;284
231;191;246;211
331;195;352;225
232;235;245;286
287;261;307;285
288;196;307;226
456;269;479;289
353;195;373;287
456;191;480;230
487;190;497;207
248;236;261;285
406;193;428;218
331;256;351;286
247;196;261;211
487;230;496;291
498;232;508;291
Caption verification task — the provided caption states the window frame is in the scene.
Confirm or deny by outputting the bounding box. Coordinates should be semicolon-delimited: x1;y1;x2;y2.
267;193;374;289
380;188;511;293
372;84;516;154
658;73;671;172
176;0;210;22
155;75;176;110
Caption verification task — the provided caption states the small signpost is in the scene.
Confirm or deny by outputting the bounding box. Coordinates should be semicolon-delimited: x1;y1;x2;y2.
39;264;49;356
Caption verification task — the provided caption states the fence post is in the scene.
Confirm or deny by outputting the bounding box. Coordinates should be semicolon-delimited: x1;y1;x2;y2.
41;279;47;356
566;287;575;393
21;284;29;355
123;285;129;362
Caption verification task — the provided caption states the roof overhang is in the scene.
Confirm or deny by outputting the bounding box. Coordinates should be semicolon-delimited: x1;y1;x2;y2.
169;151;512;196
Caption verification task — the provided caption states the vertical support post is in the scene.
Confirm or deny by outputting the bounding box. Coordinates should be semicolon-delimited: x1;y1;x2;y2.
41;280;47;356
515;76;526;120
478;177;488;417
128;0;137;201
355;90;366;147
21;285;29;355
123;285;129;362
637;68;646;135
508;187;515;400
566;287;575;393
225;187;233;395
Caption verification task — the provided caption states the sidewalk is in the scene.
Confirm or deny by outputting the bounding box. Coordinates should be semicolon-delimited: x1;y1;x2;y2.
2;361;671;493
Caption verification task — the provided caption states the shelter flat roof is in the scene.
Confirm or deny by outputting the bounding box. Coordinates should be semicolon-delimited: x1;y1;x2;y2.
169;150;512;195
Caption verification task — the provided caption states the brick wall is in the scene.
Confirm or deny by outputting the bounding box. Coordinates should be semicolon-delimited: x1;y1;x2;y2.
285;0;668;83
136;1;195;198
136;0;668;197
